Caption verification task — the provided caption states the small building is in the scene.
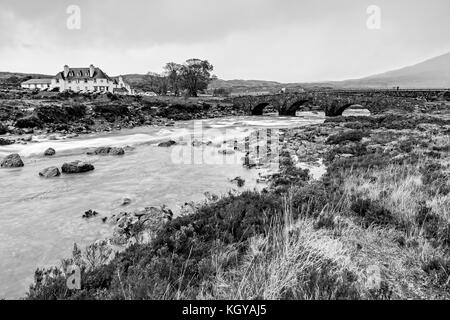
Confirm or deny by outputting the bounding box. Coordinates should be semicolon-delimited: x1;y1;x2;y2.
21;78;52;90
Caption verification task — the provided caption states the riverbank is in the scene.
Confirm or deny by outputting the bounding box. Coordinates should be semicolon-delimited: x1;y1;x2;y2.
0;90;242;141
24;109;450;300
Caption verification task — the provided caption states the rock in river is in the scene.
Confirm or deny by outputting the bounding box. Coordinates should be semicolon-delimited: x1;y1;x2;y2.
1;153;24;168
109;147;125;155
39;166;61;178
82;209;99;219
121;197;132;206
0;138;15;146
87;146;125;156
158;140;177;147
230;176;245;187
61;160;95;174
87;146;111;155
44;148;56;156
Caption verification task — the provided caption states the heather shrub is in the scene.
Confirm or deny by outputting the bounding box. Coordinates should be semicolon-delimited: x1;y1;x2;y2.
350;198;396;228
326;130;367;145
15;115;42;128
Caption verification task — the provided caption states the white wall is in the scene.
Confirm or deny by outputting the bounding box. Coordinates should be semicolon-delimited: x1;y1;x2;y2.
51;78;116;92
24;76;134;94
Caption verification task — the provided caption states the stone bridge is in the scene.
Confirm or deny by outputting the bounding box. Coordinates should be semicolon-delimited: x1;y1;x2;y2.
229;89;450;116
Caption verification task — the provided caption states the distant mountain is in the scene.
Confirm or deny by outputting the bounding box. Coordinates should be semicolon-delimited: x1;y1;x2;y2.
210;52;450;91
0;71;52;80
335;52;450;89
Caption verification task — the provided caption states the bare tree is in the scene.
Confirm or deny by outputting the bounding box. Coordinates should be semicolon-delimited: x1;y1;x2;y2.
164;62;182;95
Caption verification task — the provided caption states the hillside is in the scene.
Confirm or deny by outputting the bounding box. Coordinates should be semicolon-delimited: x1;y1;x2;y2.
0;72;52;80
210;52;450;91
334;52;450;89
3;52;450;92
208;79;326;94
0;72;53;89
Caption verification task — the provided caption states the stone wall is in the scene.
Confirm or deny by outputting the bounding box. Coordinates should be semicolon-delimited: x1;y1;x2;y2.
230;90;449;116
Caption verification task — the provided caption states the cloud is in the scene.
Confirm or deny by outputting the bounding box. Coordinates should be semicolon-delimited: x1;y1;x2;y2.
1;0;450;82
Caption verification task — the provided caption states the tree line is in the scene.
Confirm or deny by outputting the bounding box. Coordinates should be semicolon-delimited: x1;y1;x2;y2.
130;58;216;97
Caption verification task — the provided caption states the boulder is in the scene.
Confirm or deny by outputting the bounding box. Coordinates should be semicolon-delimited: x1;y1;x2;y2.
0;138;14;146
22;135;33;142
192;140;213;147
88;146;111;155
230;176;245;187
87;146;125;155
121;198;132;206
158;140;177;147
109;147;125;155
1;154;24;168
82;209;99;219
39;166;61;178
61;160;94;174
44;148;56;156
0;124;7;135
110;205;173;245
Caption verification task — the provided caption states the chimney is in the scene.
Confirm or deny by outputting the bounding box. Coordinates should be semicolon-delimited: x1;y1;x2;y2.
89;64;95;77
63;65;69;78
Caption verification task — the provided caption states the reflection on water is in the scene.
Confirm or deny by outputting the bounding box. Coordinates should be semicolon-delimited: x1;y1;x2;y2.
0;113;327;298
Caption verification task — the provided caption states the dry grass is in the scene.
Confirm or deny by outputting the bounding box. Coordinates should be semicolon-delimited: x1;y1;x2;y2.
200;209;360;300
198;155;450;301
343;162;450;237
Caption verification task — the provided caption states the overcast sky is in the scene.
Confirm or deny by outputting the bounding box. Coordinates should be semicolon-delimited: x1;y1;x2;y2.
1;0;450;82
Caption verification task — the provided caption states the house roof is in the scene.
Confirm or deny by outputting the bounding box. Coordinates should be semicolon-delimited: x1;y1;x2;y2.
22;78;52;85
55;67;112;81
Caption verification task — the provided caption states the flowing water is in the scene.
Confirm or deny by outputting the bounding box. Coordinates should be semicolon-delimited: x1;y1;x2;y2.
0;110;367;298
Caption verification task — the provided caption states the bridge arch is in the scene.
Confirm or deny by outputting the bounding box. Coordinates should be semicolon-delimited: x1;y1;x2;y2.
282;100;310;116
251;103;272;115
230;89;444;117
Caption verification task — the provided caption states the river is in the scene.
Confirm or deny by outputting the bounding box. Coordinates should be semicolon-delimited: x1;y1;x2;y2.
0;111;368;298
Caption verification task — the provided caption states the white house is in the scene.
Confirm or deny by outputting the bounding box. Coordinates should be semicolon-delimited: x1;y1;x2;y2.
21;65;134;94
21;78;52;90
